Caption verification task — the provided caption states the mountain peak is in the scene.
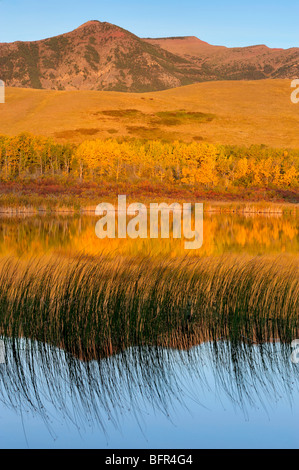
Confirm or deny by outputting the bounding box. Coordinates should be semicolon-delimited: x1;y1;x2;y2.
0;21;298;93
74;20;115;32
76;20;109;29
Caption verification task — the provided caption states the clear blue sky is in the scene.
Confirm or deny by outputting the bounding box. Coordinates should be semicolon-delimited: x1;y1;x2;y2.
0;0;298;49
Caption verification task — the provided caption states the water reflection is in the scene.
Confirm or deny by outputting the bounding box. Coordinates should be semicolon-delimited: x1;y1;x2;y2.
0;212;298;258
0;212;297;448
0;337;298;443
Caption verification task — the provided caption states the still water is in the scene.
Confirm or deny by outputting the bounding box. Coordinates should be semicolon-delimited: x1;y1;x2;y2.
0;212;298;449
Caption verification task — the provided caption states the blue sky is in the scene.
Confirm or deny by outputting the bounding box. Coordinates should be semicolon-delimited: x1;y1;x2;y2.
0;0;298;49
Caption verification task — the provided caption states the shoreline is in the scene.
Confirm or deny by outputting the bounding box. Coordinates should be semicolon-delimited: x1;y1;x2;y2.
0;200;298;216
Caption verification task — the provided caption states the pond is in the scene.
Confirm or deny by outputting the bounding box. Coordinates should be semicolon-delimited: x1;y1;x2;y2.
0;212;298;449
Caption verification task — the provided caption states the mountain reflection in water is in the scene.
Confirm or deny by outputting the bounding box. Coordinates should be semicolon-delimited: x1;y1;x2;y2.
0;337;298;448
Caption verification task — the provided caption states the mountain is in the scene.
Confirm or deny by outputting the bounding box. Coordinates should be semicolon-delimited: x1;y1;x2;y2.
0;20;299;92
144;36;299;81
0;21;198;92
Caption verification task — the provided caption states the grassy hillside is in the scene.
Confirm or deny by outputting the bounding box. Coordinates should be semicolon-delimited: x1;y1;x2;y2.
1;79;299;148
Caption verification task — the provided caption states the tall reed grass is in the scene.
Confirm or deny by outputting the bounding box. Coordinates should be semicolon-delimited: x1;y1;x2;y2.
0;253;297;360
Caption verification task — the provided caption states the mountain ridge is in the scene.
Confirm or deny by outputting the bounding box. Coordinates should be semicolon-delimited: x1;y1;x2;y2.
1;20;299;92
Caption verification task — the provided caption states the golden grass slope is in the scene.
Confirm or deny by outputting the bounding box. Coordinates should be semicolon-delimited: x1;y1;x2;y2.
1;79;299;147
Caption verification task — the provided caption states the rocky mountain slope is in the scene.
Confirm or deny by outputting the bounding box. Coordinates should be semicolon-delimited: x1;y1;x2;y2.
0;20;298;92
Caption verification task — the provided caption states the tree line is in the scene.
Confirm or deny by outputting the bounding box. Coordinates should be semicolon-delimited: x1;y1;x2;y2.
0;133;298;190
